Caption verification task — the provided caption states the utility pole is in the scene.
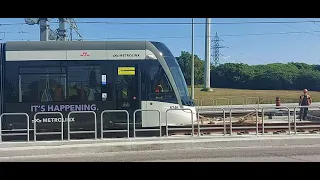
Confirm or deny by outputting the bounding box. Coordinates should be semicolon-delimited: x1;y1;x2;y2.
24;18;82;41
39;18;49;41
58;18;67;41
191;18;195;100
202;18;213;91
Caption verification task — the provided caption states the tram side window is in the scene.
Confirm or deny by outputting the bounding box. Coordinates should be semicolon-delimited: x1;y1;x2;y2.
68;66;101;102
19;67;67;103
149;62;176;101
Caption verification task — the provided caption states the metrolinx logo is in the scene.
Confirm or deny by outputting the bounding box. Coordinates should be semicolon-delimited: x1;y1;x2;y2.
81;52;90;56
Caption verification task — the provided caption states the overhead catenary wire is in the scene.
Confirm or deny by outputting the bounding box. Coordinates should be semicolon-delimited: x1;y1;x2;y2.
53;20;320;25
3;30;320;41
0;22;26;26
0;19;316;65
0;19;317;67
77;30;320;41
269;18;320;39
3;20;320;40
219;52;240;64
217;37;269;64
304;18;320;29
0;19;320;26
222;46;269;64
2;19;320;28
1;31;28;34
0;31;29;40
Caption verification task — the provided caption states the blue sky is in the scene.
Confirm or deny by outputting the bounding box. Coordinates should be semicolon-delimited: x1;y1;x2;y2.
1;18;320;65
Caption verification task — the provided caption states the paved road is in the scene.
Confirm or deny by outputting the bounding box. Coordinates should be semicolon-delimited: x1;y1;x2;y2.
2;144;320;162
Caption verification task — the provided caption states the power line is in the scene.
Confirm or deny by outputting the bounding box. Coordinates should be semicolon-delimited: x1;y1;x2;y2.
219;53;239;63
221;31;320;37
218;38;269;64
1;31;28;34
11;29;320;41
4;29;320;43
0;23;26;26
304;18;320;28
3;19;320;27
224;46;269;64
78;30;320;41
0;31;29;41
0;20;316;27
269;18;320;38
52;20;320;25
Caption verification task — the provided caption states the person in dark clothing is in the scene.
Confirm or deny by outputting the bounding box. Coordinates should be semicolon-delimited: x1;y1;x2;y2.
53;84;64;101
155;84;163;93
299;89;312;121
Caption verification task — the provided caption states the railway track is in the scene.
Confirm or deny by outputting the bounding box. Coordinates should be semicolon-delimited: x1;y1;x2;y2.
1;122;320;142
198;108;320;118
167;122;320;136
198;110;294;118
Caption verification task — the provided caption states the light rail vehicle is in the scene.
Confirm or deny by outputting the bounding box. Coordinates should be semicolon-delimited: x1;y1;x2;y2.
0;41;196;140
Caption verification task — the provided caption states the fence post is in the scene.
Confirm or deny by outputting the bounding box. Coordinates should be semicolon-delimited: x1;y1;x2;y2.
197;108;225;136
293;105;320;135
245;97;260;109
261;108;265;135
0;113;30;142
133;109;161;138
67;111;97;140
242;97;246;107
229;108;232;135
200;98;215;109
228;107;259;136
254;108;258;135
165;108;194;137
215;98;230;107
261;106;290;135
33;112;64;141
100;110;130;139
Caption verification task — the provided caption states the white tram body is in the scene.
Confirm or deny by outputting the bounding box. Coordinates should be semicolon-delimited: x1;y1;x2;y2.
0;41;197;134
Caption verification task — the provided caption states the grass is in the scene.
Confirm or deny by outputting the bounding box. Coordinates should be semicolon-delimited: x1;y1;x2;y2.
189;87;320;106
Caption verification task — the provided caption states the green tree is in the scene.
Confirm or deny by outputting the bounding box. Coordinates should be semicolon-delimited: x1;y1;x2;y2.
176;50;320;91
176;51;205;85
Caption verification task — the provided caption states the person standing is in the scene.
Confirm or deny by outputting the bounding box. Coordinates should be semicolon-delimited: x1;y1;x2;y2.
299;89;312;121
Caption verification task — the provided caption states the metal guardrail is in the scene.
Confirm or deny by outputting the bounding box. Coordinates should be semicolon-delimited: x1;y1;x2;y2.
34;112;64;141
2;105;320;143
194;99;201;108
200;98;215;109
243;97;260;109
261;106;290;135
197;108;226;136
216;98;231;107
293;106;320;134
165;108;194;137
0;113;30;142
67;111;97;140
100;110;129;139
133;109;161;138
229;107;258;135
196;96;261;108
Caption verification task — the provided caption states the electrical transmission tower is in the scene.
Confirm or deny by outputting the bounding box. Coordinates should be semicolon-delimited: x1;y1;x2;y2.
24;18;83;41
66;18;83;41
211;32;226;66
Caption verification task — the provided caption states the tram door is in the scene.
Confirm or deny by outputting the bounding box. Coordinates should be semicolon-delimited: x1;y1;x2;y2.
114;64;141;127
